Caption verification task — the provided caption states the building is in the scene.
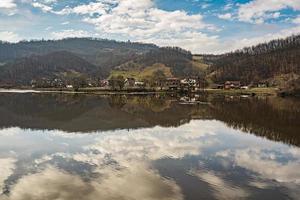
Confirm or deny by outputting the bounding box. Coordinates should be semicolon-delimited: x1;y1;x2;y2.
258;81;268;88
180;78;197;91
224;81;241;89
241;86;249;90
135;81;145;88
165;78;180;90
211;83;224;89
225;81;241;89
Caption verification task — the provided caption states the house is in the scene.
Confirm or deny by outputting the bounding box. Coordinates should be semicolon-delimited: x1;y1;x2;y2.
211;83;224;89
180;78;197;86
224;81;241;89
180;78;197;91
258;81;268;88
135;81;145;88
125;78;135;87
165;78;180;90
241;86;249;90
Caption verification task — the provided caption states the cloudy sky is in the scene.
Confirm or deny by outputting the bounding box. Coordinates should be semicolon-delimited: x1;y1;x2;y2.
0;0;300;53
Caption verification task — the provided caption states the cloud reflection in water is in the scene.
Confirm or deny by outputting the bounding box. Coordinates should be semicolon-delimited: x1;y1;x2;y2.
0;120;299;200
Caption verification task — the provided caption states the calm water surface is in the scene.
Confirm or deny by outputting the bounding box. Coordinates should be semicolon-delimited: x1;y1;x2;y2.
0;93;299;200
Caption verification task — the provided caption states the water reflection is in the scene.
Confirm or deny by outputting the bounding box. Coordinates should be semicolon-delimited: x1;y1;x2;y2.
0;94;300;146
0;93;299;200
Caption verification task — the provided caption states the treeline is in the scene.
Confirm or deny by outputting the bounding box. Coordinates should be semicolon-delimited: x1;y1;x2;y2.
208;34;300;85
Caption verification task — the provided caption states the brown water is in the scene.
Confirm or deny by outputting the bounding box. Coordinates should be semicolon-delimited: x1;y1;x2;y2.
0;93;299;200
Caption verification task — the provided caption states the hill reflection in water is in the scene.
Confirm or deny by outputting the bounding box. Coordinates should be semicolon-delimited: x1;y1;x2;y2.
0;93;299;146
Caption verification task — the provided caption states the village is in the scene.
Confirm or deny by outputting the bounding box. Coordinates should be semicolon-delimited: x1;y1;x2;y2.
30;76;269;93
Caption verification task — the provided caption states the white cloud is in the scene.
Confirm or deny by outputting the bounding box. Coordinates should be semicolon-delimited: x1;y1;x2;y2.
0;0;16;9
56;1;110;16
32;2;52;12
201;3;210;9
81;0;210;34
293;16;300;24
218;13;232;20
210;25;300;54
50;29;95;39
237;0;300;24
0;0;17;15
26;0;300;53
51;0;217;53
0;31;21;42
61;21;69;25
224;3;233;11
140;31;219;54
40;0;57;4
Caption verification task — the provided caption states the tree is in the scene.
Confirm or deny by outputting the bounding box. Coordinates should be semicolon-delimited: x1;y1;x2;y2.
71;75;87;91
153;70;166;90
109;75;125;90
116;75;125;90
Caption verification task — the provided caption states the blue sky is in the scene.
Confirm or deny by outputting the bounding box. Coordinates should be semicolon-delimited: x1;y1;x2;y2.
0;0;299;53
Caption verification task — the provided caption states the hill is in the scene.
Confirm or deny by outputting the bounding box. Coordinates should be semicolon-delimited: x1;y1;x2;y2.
0;39;208;86
111;47;208;80
0;51;99;86
0;38;158;72
207;35;300;88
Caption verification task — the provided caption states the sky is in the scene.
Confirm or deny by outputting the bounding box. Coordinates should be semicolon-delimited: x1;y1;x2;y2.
0;0;300;54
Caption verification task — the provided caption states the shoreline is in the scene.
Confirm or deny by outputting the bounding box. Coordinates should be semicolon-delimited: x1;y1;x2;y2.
205;88;278;96
0;87;279;96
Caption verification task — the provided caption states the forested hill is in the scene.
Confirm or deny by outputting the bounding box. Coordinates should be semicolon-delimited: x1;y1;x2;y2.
207;34;300;86
0;38;158;68
0;38;204;86
0;51;100;85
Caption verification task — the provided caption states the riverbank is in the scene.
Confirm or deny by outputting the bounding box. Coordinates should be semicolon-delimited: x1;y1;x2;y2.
206;87;278;96
0;87;279;96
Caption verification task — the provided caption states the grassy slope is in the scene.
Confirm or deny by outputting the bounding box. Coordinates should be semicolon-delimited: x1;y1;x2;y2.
192;55;209;71
109;63;173;80
109;56;208;81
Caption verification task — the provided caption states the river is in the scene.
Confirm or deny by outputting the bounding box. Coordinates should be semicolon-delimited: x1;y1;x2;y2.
0;93;299;200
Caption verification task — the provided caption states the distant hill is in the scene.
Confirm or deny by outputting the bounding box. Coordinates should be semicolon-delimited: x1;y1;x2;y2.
0;51;99;85
0;38;158;71
207;35;300;87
